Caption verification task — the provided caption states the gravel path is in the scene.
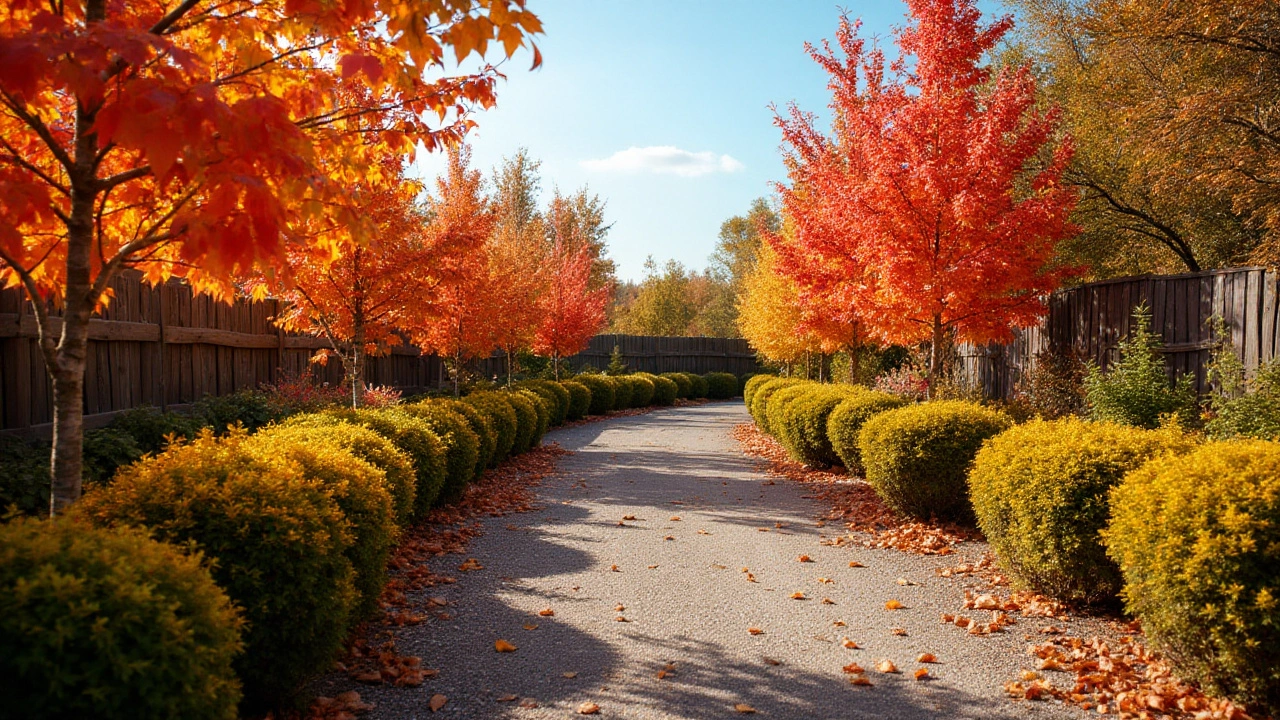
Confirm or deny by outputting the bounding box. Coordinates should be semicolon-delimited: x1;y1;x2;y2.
327;402;1091;719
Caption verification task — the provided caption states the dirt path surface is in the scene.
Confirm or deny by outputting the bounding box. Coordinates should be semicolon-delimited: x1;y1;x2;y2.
329;402;1087;719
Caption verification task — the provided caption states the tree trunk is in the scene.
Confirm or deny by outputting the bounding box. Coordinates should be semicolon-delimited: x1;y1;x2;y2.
553;351;561;380
506;347;513;387
927;313;945;399
453;348;462;397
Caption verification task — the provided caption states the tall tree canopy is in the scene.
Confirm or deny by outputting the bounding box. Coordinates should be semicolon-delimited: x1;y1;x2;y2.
0;0;541;510
533;238;609;379
773;0;1078;388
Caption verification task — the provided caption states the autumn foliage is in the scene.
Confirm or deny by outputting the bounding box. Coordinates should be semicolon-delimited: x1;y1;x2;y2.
770;0;1077;386
533;237;610;379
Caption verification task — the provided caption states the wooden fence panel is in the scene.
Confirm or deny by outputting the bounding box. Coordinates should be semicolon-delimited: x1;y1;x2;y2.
958;267;1280;400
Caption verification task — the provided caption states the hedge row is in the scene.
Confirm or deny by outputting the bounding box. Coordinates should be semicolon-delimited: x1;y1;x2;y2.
748;378;1280;713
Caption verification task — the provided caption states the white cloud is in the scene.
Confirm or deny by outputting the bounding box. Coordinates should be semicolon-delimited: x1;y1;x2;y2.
580;145;745;177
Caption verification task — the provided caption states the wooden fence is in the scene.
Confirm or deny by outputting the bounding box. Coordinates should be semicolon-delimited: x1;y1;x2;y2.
0;271;442;434
477;334;759;379
958;267;1280;399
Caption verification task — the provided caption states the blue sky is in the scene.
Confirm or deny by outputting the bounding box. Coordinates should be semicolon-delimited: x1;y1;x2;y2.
413;1;1008;283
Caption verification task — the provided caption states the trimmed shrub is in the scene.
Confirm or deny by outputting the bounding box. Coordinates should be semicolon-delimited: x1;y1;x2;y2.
858;401;1012;522
193;390;283;434
738;372;756;396
773;384;865;467
743;373;776;408
1106;440;1280;711
320;408;448;517
643;374;678;406
610;375;634;410
969;418;1192;605
661;372;693;399
575;374;616;416
437;399;495;475
561;380;592;420
627;375;656;407
82;427;144;485
827;391;910;474
518;380;570;426
518;389;551;444
1085;304;1198;429
0;517;243;720
704;372;739;400
109;406;201;454
750;377;805;432
503;391;539;455
764;382;819;442
244;436;395;619
257;420;417;528
463;392;518;465
401;402;480;502
687;372;710;399
79;431;357;709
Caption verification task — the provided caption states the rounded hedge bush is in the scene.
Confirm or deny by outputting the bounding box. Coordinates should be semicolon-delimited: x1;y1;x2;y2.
256;420;417;529
109;406;201;455
518;389;551;443
402;402;480;503
742;373;776;408
0;517;243;720
827;391;910;475
704;372;739;400
504;391;539;455
1106;440;1280;711
518;380;570;426
644;374;678;406
773;384;864;467
244;436;395;619
628;375;656;407
575;375;615;416
322;408;448;517
610;375;634;410
437;399;495;475
738;372;757;397
750;377;805;432
661;372;693;399
687;373;710;399
464;392;518;465
762;381;816;438
968;418;1192;605
560;380;591;420
79;431;357;710
857;401;1012;523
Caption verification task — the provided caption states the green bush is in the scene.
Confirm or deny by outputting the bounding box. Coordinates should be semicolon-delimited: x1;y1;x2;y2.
1084;304;1198;429
743;373;776;408
518;389;552;443
0;435;49;517
560;380;591;420
704;372;739;400
764;382;819;440
609;375;634;410
0;517;243;720
464;392;519;464
750;377;805;433
244;435;395;620
686;373;710;399
109;406;201;454
437;399;496;475
772;385;864;467
193;390;283;434
1206;356;1280;441
401;402;480;502
1106;440;1280;711
858;401;1012;522
627;375;656;407
79;431;357;710
642;373;678;406
257;420;417;528
503;391;539;455
827;391;910;474
969;418;1192;605
319;408;448;518
574;374;615;416
661;372;693;399
82;427;144;486
518;380;570;426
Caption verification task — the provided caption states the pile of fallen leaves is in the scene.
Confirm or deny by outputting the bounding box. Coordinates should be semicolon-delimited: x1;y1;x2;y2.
733;423;979;555
1006;634;1255;720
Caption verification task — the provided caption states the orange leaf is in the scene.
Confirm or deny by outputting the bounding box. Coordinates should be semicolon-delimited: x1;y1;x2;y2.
494;639;517;652
916;653;938;663
876;659;899;673
841;637;859;649
849;561;866;568
539;608;555;617
578;701;600;714
734;703;757;714
748;627;764;635
429;694;448;712
798;554;814;562
914;667;930;680
790;592;806;600
842;662;865;674
849;675;873;686
885;600;904;610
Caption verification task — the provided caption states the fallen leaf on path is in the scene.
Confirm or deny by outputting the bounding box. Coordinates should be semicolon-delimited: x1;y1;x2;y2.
615;604;626;611
656;669;671;679
497;694;518;702
885;600;904;610
849;561;865;568
817;577;833;584
843;662;865;674
890;627;908;636
763;656;782;666
734;703;757;714
578;701;600;714
841;637;859;649
916;653;938;663
670;516;681;521
849;675;873;686
798;554;814;563
458;558;483;571
615;616;629;622
877;660;899;673
833;620;846;627
748;627;764;635
519;699;539;708
821;597;835;605
647;564;658;569
897;577;917;586
429;694;447;712
665;536;675;541
494;639;517;652
746;573;757;583
353;671;382;684
790;592;806;600
914;667;930;680
622;515;637;521
523;623;538;631
563;671;578;678
427;596;448;607
697;529;711;535
610;564;620;572
539;608;555;616
972;594;1000;610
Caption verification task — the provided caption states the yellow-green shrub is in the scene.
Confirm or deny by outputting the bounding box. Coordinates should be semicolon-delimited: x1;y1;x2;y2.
244;435;395;619
641;373;678;406
858;401;1012;522
774;385;864;467
403;402;480;501
574;375;615;415
264;420;416;526
463;392;517;465
79;431;356;710
321;408;447;517
743;373;776;408
610;375;634;410
661;372;693;399
518;380;570;426
969;419;1192;605
704;372;739;400
763;381;817;439
827;391;909;474
520;389;552;442
627;375;656;407
560;380;591;420
686;373;710;399
750;377;805;433
1106;440;1280;711
437;399;495;475
504;391;539;454
0;517;243;720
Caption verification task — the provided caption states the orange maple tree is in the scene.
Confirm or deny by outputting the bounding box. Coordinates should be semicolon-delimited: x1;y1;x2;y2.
0;0;541;510
532;235;610;379
772;0;1077;390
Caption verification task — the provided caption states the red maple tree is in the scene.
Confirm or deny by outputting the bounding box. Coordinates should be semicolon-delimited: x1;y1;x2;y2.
773;0;1078;390
532;235;609;379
